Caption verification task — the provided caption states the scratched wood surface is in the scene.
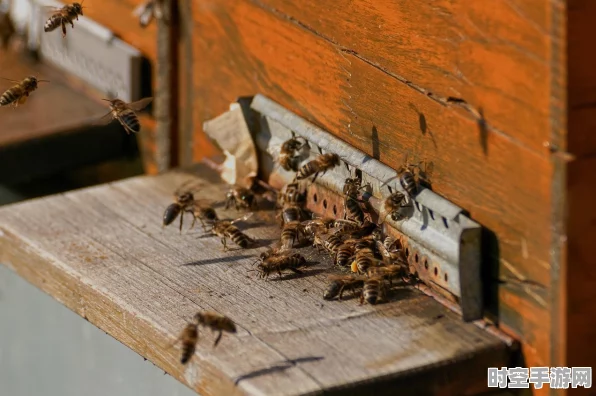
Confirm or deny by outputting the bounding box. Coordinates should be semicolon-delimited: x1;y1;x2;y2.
0;168;511;395
182;0;552;370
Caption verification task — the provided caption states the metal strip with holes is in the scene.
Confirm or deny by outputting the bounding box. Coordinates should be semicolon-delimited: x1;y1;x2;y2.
249;94;483;322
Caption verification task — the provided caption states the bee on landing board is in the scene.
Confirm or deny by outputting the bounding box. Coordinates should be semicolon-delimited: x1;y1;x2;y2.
0;76;49;107
324;274;364;300
96;97;153;134
162;181;217;232
225;186;257;211
360;275;387;305
43;2;85;38
210;213;255;251
295;153;340;183
173;322;199;365
194;311;237;347
252;249;307;280
133;0;167;28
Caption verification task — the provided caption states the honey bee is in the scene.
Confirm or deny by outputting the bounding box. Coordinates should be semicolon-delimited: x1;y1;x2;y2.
368;264;407;286
278;202;307;226
0;10;16;50
278;133;309;171
302;217;335;238
96;97;153;134
352;247;381;275
133;0;167;28
331;219;361;233
342;178;367;224
210;213;255;251
323;274;364;300
334;241;355;267
194;311;237;347
321;231;346;255
43;2;84;38
360;276;386;305
280;220;307;249
162;182;216;232
225;186;257;211
376;239;406;265
253;250;307;280
378;191;409;224
173;322;198;365
295;153;340;183
399;167;418;198
0;76;49;107
279;182;306;206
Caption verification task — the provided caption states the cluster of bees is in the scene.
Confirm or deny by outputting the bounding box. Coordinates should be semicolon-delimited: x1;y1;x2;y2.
0;1;161;135
163;134;423;364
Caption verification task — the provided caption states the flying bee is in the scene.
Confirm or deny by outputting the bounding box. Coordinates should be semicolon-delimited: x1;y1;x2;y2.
280;220;307;249
225;186;257;211
173;322;198;365
0;9;16;49
278;133;309;171
360;276;387;305
43;2;84;38
0;76;49;107
96;97;153;134
253;250;307;280
324;274;365;300
295;153;340;183
210;213;255;251
194;311;237;347
133;0;167;28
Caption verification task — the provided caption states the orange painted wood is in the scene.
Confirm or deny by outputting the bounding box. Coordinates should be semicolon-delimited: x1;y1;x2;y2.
185;0;554;369
252;0;552;156
82;0;157;64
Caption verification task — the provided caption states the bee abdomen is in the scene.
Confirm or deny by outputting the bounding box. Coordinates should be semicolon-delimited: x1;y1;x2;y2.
44;15;63;32
296;161;316;180
400;171;417;197
336;245;355;267
163;203;181;226
356;254;374;274
324;281;342;300
363;280;382;304
121;110;141;133
226;227;252;248
0;90;16;106
282;207;301;224
345;197;365;223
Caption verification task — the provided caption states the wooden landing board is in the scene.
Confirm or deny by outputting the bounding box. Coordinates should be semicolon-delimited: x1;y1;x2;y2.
0;167;511;395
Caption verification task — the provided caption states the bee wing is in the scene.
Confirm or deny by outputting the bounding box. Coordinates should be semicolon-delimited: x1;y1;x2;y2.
94;111;114;126
376;240;392;263
40;6;64;14
231;212;254;225
126;97;153;111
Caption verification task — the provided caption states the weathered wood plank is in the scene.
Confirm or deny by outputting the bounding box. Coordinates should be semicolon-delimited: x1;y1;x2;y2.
186;0;552;366
0;169;510;395
251;0;551;155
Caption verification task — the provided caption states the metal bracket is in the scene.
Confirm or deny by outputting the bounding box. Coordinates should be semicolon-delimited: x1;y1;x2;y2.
250;94;483;322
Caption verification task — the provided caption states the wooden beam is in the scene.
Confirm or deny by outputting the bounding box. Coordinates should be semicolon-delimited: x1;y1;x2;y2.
0;167;512;395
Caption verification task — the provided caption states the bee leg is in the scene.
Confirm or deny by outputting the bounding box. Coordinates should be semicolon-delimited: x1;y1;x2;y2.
179;211;184;233
61;21;66;37
199;218;207;232
311;172;320;184
338;285;347;301
359;290;365;305
213;331;223;348
220;237;228;251
190;216;197;230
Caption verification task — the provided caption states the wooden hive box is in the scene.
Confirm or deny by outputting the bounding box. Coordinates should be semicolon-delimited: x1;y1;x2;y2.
1;0;595;395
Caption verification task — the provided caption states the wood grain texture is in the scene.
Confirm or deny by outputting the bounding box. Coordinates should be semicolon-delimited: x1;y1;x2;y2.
0;169;511;395
251;0;552;156
185;0;552;366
